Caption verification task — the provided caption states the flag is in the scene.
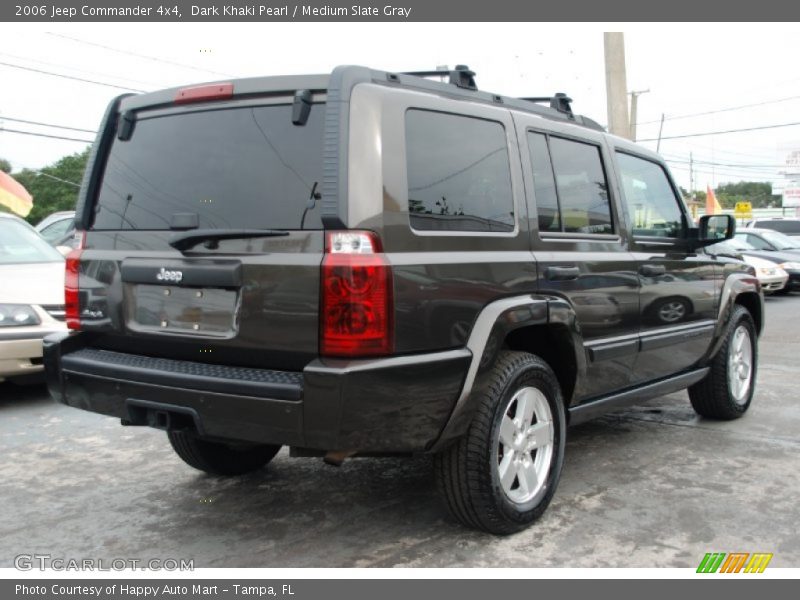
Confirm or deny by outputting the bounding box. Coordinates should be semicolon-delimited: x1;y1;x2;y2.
706;185;722;216
0;171;33;217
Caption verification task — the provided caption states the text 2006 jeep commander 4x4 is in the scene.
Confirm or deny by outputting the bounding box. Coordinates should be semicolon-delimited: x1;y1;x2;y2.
45;65;762;534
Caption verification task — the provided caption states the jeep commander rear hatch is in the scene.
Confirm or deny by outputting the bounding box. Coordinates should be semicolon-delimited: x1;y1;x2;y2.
69;77;333;371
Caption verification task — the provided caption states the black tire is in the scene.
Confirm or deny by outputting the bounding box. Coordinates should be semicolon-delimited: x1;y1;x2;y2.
689;305;757;420
435;351;566;535
168;431;281;476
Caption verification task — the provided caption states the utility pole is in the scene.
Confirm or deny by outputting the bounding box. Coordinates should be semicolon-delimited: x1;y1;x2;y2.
628;89;649;142
690;152;695;209
604;32;631;139
656;113;665;152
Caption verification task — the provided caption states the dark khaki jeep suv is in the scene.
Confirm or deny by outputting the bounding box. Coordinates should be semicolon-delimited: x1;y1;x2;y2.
44;65;762;534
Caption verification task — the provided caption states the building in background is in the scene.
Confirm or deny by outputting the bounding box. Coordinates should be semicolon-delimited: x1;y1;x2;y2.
779;148;800;216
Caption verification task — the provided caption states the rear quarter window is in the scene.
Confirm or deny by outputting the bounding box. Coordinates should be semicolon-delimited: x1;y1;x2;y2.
405;109;514;233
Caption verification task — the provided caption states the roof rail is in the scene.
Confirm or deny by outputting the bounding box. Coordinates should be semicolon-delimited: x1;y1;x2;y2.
382;66;601;131
520;93;574;118
402;64;477;91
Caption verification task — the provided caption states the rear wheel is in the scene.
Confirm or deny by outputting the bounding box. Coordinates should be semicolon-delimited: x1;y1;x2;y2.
435;351;566;535
689;305;757;420
168;431;281;476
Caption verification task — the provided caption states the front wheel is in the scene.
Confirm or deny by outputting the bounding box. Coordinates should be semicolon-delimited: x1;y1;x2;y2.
168;431;281;476
435;351;566;535
689;305;757;420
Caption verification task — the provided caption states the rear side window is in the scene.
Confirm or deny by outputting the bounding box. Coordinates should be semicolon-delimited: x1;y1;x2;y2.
527;133;613;235
527;133;560;232
405;109;514;232
92;104;324;230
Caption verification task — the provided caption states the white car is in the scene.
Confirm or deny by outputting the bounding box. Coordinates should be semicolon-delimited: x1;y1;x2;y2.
708;238;789;294
744;254;789;294
0;212;68;383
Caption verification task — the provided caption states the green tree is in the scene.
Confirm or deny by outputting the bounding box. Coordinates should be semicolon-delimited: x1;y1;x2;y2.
679;186;705;205
0;158;11;174
715;181;778;209
12;148;90;225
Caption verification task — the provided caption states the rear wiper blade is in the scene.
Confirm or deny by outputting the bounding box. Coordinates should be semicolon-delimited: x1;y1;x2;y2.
169;229;289;251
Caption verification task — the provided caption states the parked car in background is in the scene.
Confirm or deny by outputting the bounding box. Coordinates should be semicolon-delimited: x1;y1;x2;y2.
713;234;800;293
707;239;788;294
744;217;800;239
0;213;67;383
35;210;77;248
736;227;800;255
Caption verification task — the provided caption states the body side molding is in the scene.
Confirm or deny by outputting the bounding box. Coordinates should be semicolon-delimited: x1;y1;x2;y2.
568;367;709;425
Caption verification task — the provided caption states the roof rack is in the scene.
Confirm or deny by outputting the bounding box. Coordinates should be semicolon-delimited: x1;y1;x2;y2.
520;93;574;118
386;65;602;132
402;64;477;91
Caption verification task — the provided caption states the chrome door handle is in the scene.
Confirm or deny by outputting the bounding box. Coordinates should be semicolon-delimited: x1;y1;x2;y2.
545;266;580;281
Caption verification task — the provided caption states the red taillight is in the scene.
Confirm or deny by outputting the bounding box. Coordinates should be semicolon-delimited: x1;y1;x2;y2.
65;231;85;330
174;83;233;104
321;231;393;357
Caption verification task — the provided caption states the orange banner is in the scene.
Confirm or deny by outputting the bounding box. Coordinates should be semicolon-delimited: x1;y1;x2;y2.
0;171;33;217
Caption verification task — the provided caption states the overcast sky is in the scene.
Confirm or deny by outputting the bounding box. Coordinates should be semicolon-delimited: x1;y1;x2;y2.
2;22;800;193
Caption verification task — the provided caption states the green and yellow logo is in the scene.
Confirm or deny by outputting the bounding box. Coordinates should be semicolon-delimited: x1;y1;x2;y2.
697;552;773;573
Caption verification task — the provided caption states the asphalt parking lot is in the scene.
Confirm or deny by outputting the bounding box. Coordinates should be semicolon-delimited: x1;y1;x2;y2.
1;295;798;569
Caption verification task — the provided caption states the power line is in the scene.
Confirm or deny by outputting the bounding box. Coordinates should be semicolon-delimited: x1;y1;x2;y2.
0;60;145;92
32;171;82;188
659;140;781;160
47;32;235;78
662;155;786;169
0;51;162;88
639;121;800;142
664;156;782;173
0;116;97;134
668;163;781;180
0;127;93;143
637;94;800;126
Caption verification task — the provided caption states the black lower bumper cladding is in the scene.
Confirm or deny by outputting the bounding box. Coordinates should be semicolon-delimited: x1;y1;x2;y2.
43;332;471;453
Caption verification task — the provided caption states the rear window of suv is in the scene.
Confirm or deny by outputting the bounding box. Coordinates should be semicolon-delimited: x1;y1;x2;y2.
752;220;800;234
92;103;324;231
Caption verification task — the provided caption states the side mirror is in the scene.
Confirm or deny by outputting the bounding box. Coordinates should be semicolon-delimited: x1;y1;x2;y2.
692;214;735;249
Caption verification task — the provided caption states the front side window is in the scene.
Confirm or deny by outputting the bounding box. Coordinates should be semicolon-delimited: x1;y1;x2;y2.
616;152;684;238
405;109;514;232
737;233;771;250
527;133;613;235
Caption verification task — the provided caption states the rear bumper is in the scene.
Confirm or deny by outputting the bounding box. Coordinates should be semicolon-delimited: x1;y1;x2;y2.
44;332;470;453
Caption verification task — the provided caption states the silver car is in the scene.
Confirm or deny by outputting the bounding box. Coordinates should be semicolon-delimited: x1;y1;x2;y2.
0;213;68;382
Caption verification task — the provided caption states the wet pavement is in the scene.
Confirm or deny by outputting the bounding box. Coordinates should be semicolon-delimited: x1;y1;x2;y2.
1;295;798;568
